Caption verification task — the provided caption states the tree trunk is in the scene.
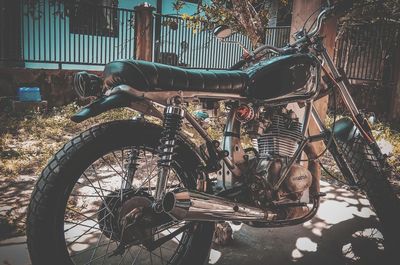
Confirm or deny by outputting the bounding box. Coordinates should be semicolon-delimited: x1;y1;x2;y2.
290;0;337;156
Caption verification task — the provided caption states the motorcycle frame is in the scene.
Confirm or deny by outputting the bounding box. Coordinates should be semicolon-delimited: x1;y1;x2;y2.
105;44;371;194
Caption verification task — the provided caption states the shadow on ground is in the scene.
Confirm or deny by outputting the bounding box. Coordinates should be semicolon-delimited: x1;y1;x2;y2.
0;179;389;265
211;181;386;265
0;175;35;240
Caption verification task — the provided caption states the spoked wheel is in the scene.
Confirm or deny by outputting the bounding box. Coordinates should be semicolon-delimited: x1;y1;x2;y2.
27;121;215;265
65;146;193;265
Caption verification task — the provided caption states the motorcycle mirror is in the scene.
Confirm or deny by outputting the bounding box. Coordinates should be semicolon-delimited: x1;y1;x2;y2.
213;25;233;40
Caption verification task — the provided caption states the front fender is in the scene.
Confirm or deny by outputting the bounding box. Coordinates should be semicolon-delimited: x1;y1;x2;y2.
331;117;359;142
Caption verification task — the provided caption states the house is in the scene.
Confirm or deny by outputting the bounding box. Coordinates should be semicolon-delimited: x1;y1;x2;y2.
0;0;290;70
0;0;291;106
0;0;208;70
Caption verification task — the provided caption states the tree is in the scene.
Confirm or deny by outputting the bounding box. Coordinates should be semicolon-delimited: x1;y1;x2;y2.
341;0;399;24
339;0;400;34
172;0;287;48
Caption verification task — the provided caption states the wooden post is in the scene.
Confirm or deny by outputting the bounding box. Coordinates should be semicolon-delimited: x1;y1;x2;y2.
134;3;155;61
290;0;337;152
0;0;24;67
153;0;162;63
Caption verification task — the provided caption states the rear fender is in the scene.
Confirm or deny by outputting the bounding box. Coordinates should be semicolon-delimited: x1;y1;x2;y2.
71;92;163;123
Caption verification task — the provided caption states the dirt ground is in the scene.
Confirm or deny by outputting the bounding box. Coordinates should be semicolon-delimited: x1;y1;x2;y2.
0;179;387;265
211;181;384;265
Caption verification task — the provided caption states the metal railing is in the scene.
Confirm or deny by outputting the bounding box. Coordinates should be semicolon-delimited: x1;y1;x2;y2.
265;26;291;48
154;14;291;69
1;0;291;69
334;22;400;82
0;0;136;67
154;14;253;69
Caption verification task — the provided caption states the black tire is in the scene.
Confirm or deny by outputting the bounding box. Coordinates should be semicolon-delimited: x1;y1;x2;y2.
27;120;215;265
333;135;400;254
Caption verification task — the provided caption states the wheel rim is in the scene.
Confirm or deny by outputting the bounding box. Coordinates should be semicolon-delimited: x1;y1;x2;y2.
63;145;193;265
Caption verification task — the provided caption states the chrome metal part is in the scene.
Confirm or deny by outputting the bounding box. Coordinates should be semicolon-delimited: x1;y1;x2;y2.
184;109;236;170
321;49;360;116
219;107;245;189
106;78;321;108
272;139;309;190
106;85;247;105
155;105;185;201
302;102;313;135
162;189;319;224
258;114;303;159
311;104;327;133
162;189;276;222
284;164;313;194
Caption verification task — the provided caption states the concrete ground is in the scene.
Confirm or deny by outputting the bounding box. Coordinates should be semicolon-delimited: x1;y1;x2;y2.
0;181;386;265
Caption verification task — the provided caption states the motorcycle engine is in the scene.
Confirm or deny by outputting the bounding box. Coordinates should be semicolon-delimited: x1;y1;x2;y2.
245;107;313;206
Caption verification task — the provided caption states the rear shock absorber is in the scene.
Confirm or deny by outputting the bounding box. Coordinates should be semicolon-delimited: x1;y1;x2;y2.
154;104;185;204
158;105;185;167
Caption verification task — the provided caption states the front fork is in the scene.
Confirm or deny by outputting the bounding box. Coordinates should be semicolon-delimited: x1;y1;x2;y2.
321;49;376;144
317;49;387;170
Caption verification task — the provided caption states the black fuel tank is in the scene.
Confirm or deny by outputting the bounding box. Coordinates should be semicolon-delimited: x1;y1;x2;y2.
245;54;315;100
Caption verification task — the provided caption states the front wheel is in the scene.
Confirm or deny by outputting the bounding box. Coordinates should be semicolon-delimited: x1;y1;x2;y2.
26;120;214;265
331;135;400;254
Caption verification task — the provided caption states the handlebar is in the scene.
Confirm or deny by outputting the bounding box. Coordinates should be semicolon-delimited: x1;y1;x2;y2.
290;6;334;47
242;5;333;64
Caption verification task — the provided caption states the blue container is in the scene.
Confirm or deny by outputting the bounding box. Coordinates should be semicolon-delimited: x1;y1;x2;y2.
18;87;41;102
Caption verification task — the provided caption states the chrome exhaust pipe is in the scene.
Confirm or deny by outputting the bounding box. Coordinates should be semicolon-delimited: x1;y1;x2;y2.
162;189;279;222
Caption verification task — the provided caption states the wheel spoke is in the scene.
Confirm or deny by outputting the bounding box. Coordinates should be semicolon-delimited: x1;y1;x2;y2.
65;219;111;234
88;230;104;263
100;233;115;265
65;146;191;265
69;241;113;258
129;247;143;265
82;172;115;218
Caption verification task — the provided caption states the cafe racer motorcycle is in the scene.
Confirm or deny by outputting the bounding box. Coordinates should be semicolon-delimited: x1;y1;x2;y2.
26;2;400;264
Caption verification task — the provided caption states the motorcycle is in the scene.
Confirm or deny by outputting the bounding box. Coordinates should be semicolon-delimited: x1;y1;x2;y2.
26;2;400;264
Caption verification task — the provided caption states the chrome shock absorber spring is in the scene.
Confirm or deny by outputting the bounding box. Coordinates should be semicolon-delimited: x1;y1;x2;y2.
158;106;185;167
154;105;185;203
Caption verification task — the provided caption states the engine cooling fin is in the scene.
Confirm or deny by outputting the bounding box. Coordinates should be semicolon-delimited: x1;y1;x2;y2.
258;114;303;158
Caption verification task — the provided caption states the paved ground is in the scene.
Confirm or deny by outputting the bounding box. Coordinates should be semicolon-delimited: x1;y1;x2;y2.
0;181;386;265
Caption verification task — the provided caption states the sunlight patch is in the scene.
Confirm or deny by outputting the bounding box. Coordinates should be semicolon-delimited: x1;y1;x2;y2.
316;200;375;225
291;249;304;259
342;243;360;261
209;249;222;264
341;228;384;261
311;228;322;237
295;237;317;252
228;221;243;232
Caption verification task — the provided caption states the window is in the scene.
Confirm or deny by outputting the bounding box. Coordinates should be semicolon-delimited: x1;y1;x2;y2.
69;0;119;37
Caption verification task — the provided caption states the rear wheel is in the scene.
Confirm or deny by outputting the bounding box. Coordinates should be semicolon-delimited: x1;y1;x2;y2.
332;135;400;254
27;120;214;265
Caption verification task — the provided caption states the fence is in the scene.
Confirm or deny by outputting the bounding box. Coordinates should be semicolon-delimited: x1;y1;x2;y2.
265;26;291;48
0;0;291;69
154;14;290;69
0;0;136;67
154;14;255;69
334;22;400;83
